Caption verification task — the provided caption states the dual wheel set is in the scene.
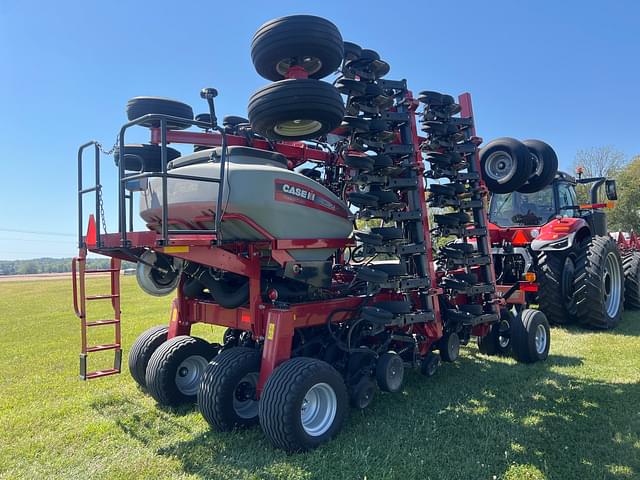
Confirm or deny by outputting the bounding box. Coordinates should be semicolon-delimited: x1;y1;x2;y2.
479;138;558;194
129;327;353;451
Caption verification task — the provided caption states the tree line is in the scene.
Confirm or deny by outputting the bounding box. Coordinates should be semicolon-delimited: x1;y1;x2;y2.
0;258;136;275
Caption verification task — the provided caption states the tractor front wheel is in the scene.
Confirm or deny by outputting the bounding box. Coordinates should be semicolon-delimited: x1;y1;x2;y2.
259;357;348;452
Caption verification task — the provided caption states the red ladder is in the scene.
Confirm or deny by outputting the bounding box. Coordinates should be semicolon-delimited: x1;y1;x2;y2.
72;248;122;379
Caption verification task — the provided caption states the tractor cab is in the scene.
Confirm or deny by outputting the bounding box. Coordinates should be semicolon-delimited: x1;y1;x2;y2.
488;172;578;228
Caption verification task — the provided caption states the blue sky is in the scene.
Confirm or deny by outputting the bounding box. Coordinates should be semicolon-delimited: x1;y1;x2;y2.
1;0;638;259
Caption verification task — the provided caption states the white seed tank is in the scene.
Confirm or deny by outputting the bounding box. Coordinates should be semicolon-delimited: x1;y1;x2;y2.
140;146;353;260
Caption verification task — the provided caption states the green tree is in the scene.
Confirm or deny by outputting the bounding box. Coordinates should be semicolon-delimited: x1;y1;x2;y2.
573;146;626;203
608;155;640;233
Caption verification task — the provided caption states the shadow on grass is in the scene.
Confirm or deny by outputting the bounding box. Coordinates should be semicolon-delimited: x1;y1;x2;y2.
94;351;640;480
552;309;640;338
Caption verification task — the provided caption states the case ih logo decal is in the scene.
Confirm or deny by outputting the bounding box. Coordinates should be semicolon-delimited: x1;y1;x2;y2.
275;179;347;218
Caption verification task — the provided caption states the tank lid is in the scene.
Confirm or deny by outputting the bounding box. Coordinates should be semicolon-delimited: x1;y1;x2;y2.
168;146;288;169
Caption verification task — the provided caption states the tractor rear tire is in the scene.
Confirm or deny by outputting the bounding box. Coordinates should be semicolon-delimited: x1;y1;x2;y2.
248;79;345;141
114;144;181;172
128;325;168;388
517;139;559;193
511;309;550;363
259;357;348;452
623;252;640;309
537;250;578;324
146;336;218;406
251;15;344;81
479;137;533;194
198;347;261;431
574;236;625;329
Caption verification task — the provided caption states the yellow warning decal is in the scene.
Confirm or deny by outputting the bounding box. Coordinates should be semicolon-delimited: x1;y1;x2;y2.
164;246;190;253
267;322;275;341
171;307;178;322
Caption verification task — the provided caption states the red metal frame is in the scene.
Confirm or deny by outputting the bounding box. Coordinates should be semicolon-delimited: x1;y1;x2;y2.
79;90;530;388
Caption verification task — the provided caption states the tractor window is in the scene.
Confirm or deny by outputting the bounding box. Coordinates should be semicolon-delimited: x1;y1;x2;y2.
489;186;556;227
557;182;577;216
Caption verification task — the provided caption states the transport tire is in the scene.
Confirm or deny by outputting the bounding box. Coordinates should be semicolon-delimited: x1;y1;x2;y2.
146;336;218;406
136;251;182;297
574;236;625;329
207;275;250;309
511;309;550;363
251;15;344;81
479;137;533;193
114;144;181;172
343;41;362;61
375;352;404;392
420;352;440;377
537;249;579;324
223;115;250;127
198;347;261;431
259;357;348;452
128;325;168;388
623;252;640;309
248;79;345;141
517;139;559;193
126;96;194;130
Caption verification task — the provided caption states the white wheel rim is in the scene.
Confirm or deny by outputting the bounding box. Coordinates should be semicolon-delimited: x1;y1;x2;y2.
274;119;322;137
300;382;337;437
485;151;516;183
233;372;259;419
175;355;208;395
603;251;622;318
534;324;547;354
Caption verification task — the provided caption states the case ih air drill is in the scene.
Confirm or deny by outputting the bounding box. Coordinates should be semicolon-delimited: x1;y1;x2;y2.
73;15;556;451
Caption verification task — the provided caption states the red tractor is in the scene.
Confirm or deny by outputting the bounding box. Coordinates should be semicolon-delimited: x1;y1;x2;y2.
482;139;640;329
72;15;550;452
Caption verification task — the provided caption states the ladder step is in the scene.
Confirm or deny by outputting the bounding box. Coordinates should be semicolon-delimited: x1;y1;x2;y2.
86;319;120;327
85;268;120;274
86;294;120;300
86;343;120;353
85;368;120;380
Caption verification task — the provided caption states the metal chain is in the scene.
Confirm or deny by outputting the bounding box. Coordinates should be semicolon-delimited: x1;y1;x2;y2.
96;136;119;156
98;186;108;235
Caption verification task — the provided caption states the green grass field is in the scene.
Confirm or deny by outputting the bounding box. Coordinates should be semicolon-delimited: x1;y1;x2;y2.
1;277;638;480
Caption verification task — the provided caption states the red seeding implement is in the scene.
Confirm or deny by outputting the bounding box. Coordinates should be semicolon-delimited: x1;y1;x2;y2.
73;15;554;451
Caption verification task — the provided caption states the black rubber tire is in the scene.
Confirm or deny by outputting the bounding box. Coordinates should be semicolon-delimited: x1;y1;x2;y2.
623;252;640;309
511;309;550;363
251;15;344;81
114;144;181;172
343;41;362;61
537;250;578;324
128;325;168;388
195;113;212;126
479;137;533;194
198;347;261;431
574;236;625;329
375;352;404;393
146;336;217;406
439;332;460;362
126;96;194;130
223;115;249;126
248;79;345;141
259;357;348;452
517;139;559;193
349;376;376;409
420;352;440;377
477;309;513;356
